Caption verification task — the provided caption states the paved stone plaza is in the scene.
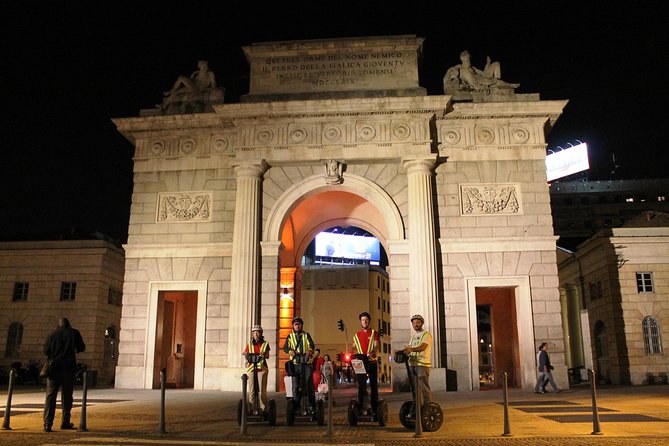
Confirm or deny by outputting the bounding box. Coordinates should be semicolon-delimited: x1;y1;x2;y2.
2;383;668;445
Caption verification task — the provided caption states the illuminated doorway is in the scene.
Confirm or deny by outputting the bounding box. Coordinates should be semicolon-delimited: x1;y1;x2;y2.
475;288;520;389
152;290;198;388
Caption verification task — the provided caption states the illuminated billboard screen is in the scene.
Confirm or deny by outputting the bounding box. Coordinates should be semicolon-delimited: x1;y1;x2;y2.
546;142;590;181
315;232;380;262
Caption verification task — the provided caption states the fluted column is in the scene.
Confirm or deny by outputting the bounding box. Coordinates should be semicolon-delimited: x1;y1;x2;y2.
404;156;441;367
227;161;267;366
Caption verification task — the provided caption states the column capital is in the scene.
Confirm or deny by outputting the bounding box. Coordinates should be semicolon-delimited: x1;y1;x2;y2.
402;155;437;174
232;160;268;179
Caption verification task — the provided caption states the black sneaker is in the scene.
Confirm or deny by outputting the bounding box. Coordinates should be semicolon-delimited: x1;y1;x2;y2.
60;422;75;430
43;425;53;432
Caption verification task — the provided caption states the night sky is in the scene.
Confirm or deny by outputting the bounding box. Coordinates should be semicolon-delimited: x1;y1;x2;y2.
2;1;668;242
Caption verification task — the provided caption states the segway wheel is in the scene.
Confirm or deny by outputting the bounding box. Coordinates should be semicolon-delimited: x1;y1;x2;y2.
347;399;359;426
267;399;277;426
286;399;296;426
377;399;388;426
421;401;443;432
316;400;325;426
399;400;415;430
236;399;243;425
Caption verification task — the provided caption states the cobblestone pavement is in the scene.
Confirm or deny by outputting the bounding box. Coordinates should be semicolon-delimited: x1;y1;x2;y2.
1;383;668;445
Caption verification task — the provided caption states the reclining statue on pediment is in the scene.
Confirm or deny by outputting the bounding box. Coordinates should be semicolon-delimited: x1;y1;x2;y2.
161;60;225;113
443;50;519;98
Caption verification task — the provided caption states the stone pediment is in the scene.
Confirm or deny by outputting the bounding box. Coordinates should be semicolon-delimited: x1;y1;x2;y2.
242;35;426;102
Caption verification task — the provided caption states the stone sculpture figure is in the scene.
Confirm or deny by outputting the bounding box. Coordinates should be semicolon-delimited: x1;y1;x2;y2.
161;60;225;113
324;159;344;184
443;50;519;98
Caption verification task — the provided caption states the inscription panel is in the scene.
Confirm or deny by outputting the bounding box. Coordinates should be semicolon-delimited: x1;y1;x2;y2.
244;36;423;95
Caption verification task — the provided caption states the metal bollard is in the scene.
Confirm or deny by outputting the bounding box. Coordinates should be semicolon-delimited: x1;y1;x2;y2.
502;371;512;436
240;374;248;435
589;369;603;435
325;369;333;437
2;369;16;430
158;368;167;434
78;371;88;432
414;367;422;438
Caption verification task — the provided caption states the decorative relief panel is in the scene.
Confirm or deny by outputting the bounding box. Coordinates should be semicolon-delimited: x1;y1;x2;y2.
255;126;275;145
509;126;530;144
156;191;213;223
356;122;378;142
322;123;343;143
475;127;495;144
179;137;197;154
460;183;521;215
211;134;235;155
391;121;411;140
150;140;166;155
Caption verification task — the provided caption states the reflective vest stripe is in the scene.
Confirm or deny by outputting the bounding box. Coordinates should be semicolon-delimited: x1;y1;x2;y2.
353;330;376;355
287;332;312;363
410;332;430;367
246;341;268;373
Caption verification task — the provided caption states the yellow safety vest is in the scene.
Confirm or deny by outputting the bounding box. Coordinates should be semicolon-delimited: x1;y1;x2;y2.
409;331;431;367
246;340;269;373
286;332;313;364
353;329;377;362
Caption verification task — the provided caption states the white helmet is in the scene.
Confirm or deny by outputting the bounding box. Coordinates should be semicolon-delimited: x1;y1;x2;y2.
251;324;263;333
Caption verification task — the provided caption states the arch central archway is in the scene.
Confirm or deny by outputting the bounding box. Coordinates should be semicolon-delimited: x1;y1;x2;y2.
264;172;405;391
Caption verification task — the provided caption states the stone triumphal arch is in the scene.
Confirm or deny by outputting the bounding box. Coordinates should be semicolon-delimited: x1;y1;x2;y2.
114;35;568;392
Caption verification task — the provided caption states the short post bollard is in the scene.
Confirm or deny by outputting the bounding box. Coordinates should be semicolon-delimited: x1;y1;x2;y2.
158;368;167;434
240;374;248;435
78;371;89;432
589;369;603;435
325;369;333;437
2;369;16;430
414;368;422;438
502;371;512;436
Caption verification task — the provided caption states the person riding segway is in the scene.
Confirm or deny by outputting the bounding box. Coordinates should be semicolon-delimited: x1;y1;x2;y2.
347;312;388;426
237;325;276;425
283;317;324;426
395;314;443;432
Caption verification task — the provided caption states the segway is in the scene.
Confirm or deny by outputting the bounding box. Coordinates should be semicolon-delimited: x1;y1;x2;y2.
394;350;443;432
286;353;325;426
347;354;388;426
237;353;277;426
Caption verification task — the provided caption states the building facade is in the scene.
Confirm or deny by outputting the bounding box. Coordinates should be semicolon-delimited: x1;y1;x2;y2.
557;211;669;385
0;238;124;386
114;36;567;392
550;178;669;249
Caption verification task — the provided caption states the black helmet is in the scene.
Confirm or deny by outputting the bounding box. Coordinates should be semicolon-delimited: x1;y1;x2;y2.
359;311;371;320
292;317;303;325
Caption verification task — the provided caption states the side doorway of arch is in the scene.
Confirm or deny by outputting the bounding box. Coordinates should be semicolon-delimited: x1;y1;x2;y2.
475;287;521;389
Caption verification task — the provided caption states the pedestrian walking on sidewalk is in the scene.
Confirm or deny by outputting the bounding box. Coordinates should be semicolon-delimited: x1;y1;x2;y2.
534;342;560;393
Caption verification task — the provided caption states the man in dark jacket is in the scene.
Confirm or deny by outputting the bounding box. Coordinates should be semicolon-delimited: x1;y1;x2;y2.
43;317;86;432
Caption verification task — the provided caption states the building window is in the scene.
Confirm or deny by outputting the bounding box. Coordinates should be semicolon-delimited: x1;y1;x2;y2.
13;282;29;301
642;316;663;356
658;195;666;202
60;282;77;301
636;272;653;293
377;277;380;289
589;281;602;300
5;322;23;357
108;287;123;306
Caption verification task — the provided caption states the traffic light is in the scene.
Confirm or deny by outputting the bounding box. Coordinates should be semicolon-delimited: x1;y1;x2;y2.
337;319;344;331
344;353;351;362
336;353;341;362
